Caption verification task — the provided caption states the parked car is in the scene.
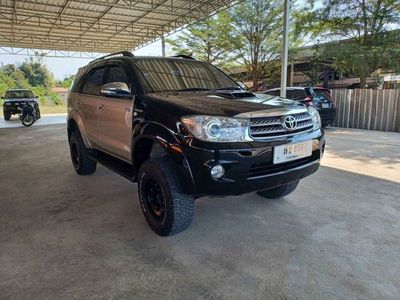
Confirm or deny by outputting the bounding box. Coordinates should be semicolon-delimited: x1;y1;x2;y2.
67;52;325;236
2;89;41;121
264;87;336;127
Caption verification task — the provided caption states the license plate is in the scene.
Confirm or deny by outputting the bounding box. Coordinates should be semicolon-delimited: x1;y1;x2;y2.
322;103;330;108
273;140;313;164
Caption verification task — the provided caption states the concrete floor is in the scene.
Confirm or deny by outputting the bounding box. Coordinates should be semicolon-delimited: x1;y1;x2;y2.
0;125;399;300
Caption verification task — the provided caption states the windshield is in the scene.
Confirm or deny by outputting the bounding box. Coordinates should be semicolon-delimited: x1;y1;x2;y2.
135;59;239;93
5;90;34;99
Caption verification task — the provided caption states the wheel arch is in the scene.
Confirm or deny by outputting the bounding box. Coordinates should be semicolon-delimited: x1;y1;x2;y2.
132;123;195;195
67;116;91;148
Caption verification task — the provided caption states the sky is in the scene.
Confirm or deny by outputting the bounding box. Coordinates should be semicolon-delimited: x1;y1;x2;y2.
0;38;174;80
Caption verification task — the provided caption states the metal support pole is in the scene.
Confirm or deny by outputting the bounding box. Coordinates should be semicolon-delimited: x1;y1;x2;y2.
161;36;166;57
280;0;290;98
290;60;294;86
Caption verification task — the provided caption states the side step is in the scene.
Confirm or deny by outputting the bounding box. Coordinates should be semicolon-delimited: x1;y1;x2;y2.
89;150;136;182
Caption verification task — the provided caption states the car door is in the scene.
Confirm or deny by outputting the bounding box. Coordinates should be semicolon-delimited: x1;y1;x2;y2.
97;64;134;162
79;66;106;146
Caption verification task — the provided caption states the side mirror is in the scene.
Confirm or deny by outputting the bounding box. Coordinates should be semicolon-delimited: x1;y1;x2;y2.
100;82;132;98
1;96;4;99
34;96;39;99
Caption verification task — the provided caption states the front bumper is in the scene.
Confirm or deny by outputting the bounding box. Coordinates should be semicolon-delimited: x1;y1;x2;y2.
181;129;325;197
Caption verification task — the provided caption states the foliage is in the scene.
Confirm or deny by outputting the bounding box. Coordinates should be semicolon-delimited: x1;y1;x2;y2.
0;55;57;106
58;75;75;89
49;92;62;105
166;11;236;67
19;56;55;92
297;0;400;86
230;0;283;89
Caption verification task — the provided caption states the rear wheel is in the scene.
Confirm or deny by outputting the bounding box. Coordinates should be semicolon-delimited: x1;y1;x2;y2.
257;180;299;199
69;131;97;175
4;111;11;121
138;157;194;236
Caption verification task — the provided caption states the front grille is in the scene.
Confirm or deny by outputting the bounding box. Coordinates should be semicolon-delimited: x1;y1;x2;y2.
248;150;320;178
249;112;313;139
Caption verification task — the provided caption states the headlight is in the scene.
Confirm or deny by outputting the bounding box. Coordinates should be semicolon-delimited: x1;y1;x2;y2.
181;115;252;142
307;106;321;130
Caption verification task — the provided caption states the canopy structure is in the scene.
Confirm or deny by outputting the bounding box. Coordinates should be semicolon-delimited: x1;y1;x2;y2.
0;0;239;54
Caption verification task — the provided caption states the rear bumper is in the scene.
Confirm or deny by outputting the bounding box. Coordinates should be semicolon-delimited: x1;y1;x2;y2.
181;130;325;197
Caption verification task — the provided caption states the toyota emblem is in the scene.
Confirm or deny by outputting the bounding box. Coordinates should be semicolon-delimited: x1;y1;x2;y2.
282;115;297;131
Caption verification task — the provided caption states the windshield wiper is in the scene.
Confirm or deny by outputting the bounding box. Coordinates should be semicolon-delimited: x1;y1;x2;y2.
175;87;211;92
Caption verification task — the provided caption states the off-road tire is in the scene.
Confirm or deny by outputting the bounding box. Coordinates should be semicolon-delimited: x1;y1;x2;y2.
69;130;97;175
138;156;194;236
4;111;11;121
257;180;300;199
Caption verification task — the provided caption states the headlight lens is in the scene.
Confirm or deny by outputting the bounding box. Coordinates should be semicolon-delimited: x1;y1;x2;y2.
307;106;321;130
181;115;252;142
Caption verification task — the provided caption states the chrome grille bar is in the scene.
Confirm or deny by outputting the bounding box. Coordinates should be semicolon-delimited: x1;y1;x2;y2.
249;112;313;139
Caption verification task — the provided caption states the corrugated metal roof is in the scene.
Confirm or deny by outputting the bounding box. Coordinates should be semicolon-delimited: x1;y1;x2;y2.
0;0;239;53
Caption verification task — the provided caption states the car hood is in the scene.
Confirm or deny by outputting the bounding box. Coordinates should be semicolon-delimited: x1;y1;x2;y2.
146;91;306;118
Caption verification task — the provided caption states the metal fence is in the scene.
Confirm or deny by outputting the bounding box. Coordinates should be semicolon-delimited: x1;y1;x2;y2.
330;89;400;133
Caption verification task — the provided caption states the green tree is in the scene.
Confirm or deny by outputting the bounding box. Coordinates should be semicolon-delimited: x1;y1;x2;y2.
58;75;75;89
19;55;55;91
230;0;283;89
299;0;400;87
167;11;236;67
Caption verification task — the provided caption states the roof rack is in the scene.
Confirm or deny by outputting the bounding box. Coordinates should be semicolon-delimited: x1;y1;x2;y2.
172;54;195;60
90;51;134;63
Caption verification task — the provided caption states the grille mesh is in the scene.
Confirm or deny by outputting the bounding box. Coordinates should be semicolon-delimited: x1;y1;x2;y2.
250;112;313;139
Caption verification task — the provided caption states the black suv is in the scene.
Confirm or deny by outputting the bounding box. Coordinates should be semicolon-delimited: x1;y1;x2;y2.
264;87;336;127
2;89;41;121
67;52;325;236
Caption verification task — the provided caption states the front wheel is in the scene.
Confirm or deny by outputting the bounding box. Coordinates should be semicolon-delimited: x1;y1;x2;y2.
4;111;11;121
138;157;194;236
69;131;97;175
257;180;300;199
22;114;35;127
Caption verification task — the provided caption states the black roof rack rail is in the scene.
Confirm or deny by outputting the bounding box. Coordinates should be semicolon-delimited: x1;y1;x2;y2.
172;54;195;60
90;51;134;63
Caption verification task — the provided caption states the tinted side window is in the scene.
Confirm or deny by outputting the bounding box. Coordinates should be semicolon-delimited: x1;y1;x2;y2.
83;68;105;95
265;90;280;96
104;66;129;85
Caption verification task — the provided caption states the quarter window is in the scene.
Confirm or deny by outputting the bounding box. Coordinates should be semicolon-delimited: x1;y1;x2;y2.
83;67;105;95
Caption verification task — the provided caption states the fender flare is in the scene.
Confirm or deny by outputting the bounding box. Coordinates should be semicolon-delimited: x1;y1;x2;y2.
67;110;92;148
132;122;195;195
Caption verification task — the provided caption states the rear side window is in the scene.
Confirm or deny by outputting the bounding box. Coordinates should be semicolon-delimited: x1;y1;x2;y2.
104;66;129;85
286;89;307;100
83;67;105;95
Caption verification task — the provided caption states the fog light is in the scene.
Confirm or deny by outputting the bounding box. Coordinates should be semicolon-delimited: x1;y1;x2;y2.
210;165;225;179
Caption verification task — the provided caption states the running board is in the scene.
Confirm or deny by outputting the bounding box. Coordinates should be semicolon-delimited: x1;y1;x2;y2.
89;150;136;182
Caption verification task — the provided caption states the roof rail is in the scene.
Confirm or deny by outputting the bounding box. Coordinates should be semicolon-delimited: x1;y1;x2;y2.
172;54;195;60
90;51;134;63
